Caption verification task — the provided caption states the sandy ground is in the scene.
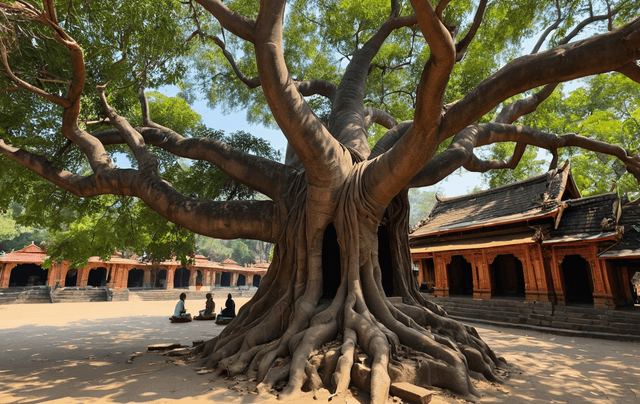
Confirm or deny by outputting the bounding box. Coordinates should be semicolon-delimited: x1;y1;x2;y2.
1;298;639;404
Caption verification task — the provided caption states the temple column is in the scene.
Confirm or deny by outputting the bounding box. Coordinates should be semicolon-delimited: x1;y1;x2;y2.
0;263;17;288
167;268;174;290
143;269;152;288
433;252;450;297
474;251;491;299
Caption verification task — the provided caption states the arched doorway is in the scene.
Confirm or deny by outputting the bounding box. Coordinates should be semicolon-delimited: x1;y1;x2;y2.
87;267;109;287
9;264;48;287
490;254;525;298
65;269;78;287
127;269;144;288
561;255;594;305
448;255;474;296
174;267;190;288
253;275;261;287
237;274;246;287
220;272;231;287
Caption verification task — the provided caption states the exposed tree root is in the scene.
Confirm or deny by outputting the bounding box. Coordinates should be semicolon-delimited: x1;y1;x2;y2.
196;167;506;403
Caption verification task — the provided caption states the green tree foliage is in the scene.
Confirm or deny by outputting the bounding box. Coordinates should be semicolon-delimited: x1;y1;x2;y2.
407;188;440;228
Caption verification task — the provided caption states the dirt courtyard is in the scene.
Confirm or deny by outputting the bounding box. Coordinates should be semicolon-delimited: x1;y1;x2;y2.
1;297;639;403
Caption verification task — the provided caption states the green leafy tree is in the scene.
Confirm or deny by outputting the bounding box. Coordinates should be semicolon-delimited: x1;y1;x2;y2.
2;1;640;402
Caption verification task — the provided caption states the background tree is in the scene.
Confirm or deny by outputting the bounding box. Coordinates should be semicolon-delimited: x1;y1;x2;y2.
2;1;640;403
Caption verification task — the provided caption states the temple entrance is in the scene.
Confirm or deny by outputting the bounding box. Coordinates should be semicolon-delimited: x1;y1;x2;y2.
64;269;78;287
9;264;48;287
490;254;525;298
561;255;594;305
253;275;261;287
127;269;144;288
174;267;190;288
195;270;203;285
220;272;231;287
448;255;474;296
237;274;246;287
87;267;109;287
152;269;167;288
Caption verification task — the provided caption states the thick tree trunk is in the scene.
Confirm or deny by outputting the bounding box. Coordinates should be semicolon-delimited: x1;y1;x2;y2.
197;164;505;403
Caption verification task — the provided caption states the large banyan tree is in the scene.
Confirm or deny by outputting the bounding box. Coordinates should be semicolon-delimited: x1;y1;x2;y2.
2;0;640;402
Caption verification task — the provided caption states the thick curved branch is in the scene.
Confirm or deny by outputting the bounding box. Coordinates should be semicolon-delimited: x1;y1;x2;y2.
455;0;488;61
329;11;417;158
0;139;282;242
616;61;640;83
97;85;158;173
363;107;398;130
369;121;412;159
194;0;255;43
92;126;295;201
495;83;558;124
441;17;640;145
254;0;348;188
202;31;337;100
407;122;640;189
363;0;455;214
0;41;71;107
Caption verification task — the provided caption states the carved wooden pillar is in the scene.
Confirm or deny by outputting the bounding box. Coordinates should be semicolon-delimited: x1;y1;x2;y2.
549;247;566;305
589;244;615;308
528;245;555;302
469;250;488;299
433;252;450;297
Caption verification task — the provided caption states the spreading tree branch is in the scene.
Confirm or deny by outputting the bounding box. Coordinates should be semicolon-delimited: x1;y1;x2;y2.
0;138;282;242
441;17;640;145
363;0;456;214
253;0;348;188
455;0;488;61
407;122;640;189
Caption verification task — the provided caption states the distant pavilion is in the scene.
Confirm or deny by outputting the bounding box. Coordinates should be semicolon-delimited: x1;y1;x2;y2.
0;244;268;290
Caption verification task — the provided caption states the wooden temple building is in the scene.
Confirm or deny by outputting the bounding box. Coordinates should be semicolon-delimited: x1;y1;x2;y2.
0;245;267;291
410;163;640;309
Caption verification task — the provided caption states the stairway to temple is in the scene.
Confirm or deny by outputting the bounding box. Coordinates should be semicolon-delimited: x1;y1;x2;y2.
0;286;51;304
50;287;109;303
425;295;640;342
127;288;254;302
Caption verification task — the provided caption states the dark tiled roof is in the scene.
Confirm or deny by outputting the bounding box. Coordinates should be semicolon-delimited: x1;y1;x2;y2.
546;193;619;242
599;202;640;257
411;167;573;239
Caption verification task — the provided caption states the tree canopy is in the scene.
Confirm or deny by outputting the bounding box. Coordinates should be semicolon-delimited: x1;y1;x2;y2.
1;0;640;402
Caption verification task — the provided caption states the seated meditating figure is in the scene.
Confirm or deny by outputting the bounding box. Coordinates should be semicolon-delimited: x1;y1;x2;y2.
219;293;236;318
172;293;191;319
199;293;215;316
